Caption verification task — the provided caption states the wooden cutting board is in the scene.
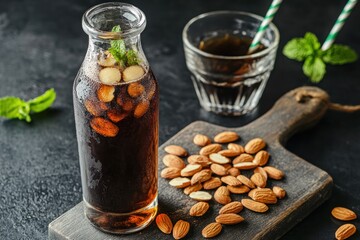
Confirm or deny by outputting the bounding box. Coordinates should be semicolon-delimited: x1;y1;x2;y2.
48;86;333;240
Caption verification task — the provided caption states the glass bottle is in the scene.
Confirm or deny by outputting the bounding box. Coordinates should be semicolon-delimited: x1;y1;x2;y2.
73;2;158;234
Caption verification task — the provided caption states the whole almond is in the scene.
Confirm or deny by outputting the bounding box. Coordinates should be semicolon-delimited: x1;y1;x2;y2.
209;153;230;164
189;202;210;216
214;131;239;143
215;213;244;225
221;175;242;186
233;154;254;164
161;167;181;179
223;164;232;171
202;222;222;238
191;169;212;185
228;143;244;154
228;167;241;177
241;199;269;213
244;138;266;154
164;145;188;157
248;188;277;204
188;155;211;167
181;164;202;177
173;220;190;240
233;162;258;170
218;149;240;157
227;185;250;194
254;167;268;180
250;173;267;188
214;186;231;205
163;154;186;169
273;186;286;199
253;150;270;166
264;166;284;180
219;201;243;214
189;191;212;201
169;177;191;188
331;207;357;221
237;175;256;189
203;177;222;190
335;224;356;240
193;134;211;147
156;213;173;234
184;182;203;195
200;144;222;156
210;164;228;176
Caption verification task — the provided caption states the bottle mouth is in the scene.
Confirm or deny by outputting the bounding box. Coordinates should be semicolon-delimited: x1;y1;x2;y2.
82;2;146;40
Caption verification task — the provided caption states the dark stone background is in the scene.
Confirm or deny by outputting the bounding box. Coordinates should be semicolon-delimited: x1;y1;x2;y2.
0;0;359;239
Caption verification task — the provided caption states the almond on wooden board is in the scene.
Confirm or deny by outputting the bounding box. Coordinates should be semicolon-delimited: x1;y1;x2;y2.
219;201;243;214
193;134;211;147
254;167;268;180
335;224;356;240
263;166;284;180
218;149;240;157
155;213;173;234
209;153;230;164
173;220;190;240
164;145;188;157
200;144;222;156
202;222;222;238
227;143;244;154
244;138;266;154
184;182;203;195
191;169;212;185
203;177;222;190
189;191;212;201
189;202;210;217
253;150;270;166
233;162;258;170
248;188;278;204
228;167;240;177
250;173;267;188
241;199;269;213
210;163;228;176
331;207;357;221
162;154;186;169
214;186;231;205
237;175;256;189
227;185;250;194
181;164;202;177
221;175;242;186
273;186;286;199
169;177;191;189
187;155;211;167
161;167;181;179
233;153;254;164
215;213;244;225
214;131;239;143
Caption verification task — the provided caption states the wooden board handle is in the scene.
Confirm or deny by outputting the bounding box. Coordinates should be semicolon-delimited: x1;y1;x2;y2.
245;86;329;143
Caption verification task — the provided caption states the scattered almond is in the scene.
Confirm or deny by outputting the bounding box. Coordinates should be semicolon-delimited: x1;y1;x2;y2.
161;167;181;179
219;201;243;214
214;186;231;205
203;177;222;190
173;220;190;240
200;144;222;156
233;162;258;170
335;223;356;240
98;67;121;84
181;164;202;177
253;150;270;166
165;145;188;157
264;166;284;180
189;191;212;201
214;131;239;143
209;153;230;164
241;199;269;213
90;117;119;137
191;169;212;185
331;207;357;221
254;167;268;180
163;154;186;169
210;164;228;176
184;182;203;195
227;185;251;194
273;186;286;199
221;175;242;186
202;222;222;238
244;138;266;154
218;149;240;157
215;213;244;225
236;175;256;189
227;143;244;154
193;134;211;147
248;188;277;204
188;155;211;167
156;213;173;234
228;167;240;177
169;177;191;189
233;153;254;164
122;65;145;82
250;173;267;188
189;202;210;217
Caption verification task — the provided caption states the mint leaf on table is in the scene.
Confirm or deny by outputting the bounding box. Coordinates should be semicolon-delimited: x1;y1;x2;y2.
323;44;358;65
0;88;56;122
283;32;358;83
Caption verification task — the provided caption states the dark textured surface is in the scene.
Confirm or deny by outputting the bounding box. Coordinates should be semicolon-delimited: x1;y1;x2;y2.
0;0;359;239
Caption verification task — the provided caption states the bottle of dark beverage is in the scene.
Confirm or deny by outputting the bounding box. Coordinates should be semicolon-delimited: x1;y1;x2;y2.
73;3;158;234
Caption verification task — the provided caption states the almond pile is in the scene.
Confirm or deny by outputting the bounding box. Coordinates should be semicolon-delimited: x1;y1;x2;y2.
331;206;358;240
158;131;287;238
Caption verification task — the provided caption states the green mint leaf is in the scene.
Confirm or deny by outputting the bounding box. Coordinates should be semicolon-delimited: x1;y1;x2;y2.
111;25;121;32
302;56;326;83
0;97;31;122
322;44;358;65
28;88;56;113
126;49;140;66
283;38;314;61
109;25;126;64
304;32;320;51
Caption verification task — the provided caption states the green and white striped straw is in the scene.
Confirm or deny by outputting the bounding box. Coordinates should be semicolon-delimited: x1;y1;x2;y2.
321;0;358;51
248;0;283;54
